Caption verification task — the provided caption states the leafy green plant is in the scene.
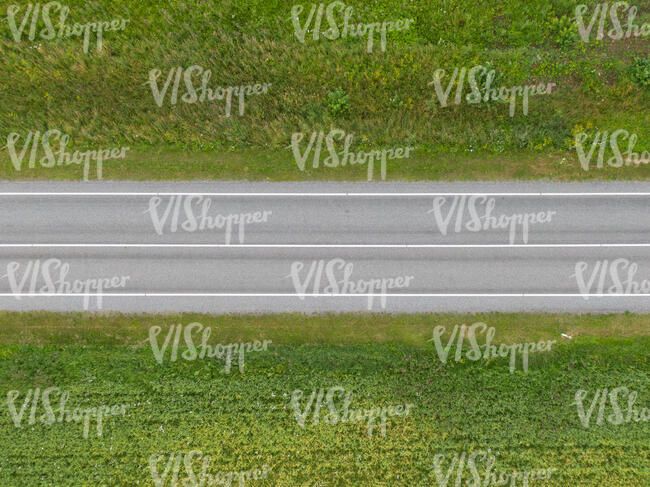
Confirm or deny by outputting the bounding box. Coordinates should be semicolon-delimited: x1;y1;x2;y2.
630;57;650;89
545;15;577;48
326;87;350;118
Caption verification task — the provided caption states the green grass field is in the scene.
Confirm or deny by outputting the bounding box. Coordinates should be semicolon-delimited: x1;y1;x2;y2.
0;312;648;486
1;0;649;181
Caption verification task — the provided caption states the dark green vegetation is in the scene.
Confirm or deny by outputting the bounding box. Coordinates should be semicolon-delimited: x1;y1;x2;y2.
0;0;649;180
0;312;648;485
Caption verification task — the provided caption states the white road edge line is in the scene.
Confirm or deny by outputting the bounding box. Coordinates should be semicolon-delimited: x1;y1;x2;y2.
1;192;650;197
2;243;650;248
1;293;649;297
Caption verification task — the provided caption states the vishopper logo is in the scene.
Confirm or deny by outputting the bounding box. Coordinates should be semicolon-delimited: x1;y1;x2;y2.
291;129;415;181
145;195;272;244
3;129;129;180
290;386;414;438
290;2;415;53
145;65;271;114
575;129;649;170
572;258;650;299
429;322;557;374
148;450;271;487
430;449;557;487
428;65;557;117
575;2;650;43
6;2;129;53
147;322;272;373
573;387;649;428
287;258;414;310
0;258;130;310
6;386;136;439
428;196;556;245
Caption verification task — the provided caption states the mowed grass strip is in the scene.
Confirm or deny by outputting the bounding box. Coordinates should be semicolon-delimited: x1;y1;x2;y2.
0;311;648;347
0;312;648;485
3;148;650;182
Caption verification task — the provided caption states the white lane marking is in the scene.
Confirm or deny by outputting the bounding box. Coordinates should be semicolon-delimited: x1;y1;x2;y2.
1;192;650;197
2;243;650;248
1;293;649;297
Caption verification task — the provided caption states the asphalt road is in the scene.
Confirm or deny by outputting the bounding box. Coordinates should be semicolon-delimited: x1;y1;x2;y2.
1;181;649;313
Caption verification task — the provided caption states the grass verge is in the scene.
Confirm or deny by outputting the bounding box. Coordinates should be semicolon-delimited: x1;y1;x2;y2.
1;0;649;181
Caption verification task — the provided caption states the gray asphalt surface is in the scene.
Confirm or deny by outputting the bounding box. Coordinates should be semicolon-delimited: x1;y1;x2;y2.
1;181;649;313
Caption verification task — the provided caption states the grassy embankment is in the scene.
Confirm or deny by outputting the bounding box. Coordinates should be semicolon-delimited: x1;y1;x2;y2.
0;0;649;181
